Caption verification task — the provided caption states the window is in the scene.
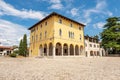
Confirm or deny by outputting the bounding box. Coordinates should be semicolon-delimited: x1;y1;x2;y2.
40;33;42;40
59;19;62;24
59;29;62;36
73;32;74;38
36;35;38;41
32;36;34;42
79;27;81;30
80;34;81;40
45;31;47;38
70;23;72;27
69;31;70;38
40;24;42;28
94;45;96;48
90;44;92;47
37;27;38;30
85;43;87;47
45;22;47;26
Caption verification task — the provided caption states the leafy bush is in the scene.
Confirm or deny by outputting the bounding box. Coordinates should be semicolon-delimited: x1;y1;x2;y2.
9;53;17;57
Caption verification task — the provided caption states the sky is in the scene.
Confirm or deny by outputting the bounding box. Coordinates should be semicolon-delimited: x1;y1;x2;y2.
0;0;120;46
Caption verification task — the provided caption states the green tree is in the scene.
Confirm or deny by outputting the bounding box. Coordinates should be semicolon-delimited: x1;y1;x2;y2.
19;39;23;55
101;17;120;54
22;34;28;57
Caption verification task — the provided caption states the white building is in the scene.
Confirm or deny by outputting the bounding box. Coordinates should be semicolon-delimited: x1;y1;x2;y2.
85;36;106;57
0;46;13;56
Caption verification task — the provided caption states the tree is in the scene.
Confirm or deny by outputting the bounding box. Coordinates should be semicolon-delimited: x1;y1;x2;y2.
19;39;23;55
101;17;120;54
18;34;28;56
22;34;28;57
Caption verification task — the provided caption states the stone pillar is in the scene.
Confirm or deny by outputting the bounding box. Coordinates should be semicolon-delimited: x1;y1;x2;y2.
47;48;49;56
53;46;55;58
68;48;70;56
74;47;75;56
61;47;63;56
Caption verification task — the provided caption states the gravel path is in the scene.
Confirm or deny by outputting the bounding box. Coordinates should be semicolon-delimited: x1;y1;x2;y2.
0;57;120;80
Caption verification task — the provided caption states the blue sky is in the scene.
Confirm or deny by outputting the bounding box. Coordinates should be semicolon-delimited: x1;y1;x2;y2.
0;0;120;46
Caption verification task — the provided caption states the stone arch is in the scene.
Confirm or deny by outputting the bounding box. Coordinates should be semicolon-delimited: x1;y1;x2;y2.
56;42;62;56
63;43;68;56
97;51;99;56
75;45;79;55
80;46;84;55
70;44;74;55
49;43;53;56
86;51;88;57
90;51;94;56
44;44;47;56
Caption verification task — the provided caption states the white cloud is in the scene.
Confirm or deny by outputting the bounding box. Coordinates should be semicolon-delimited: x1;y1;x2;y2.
83;0;113;24
48;0;63;9
0;19;29;46
70;8;79;16
50;3;63;9
93;22;105;29
0;0;46;20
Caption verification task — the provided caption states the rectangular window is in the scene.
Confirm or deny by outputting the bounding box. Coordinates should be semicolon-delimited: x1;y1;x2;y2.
59;19;62;24
32;36;34;42
36;35;38;41
80;34;81;40
70;23;72;27
45;31;47;38
40;33;42;40
90;44;92;47
45;22;47;26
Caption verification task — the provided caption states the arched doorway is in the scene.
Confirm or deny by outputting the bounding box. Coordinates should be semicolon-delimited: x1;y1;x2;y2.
39;45;43;56
63;43;68;56
49;43;53;56
44;44;47;56
97;51;99;56
86;51;88;57
75;45;79;55
56;43;62;56
90;51;93;56
70;44;74;55
80;46;83;55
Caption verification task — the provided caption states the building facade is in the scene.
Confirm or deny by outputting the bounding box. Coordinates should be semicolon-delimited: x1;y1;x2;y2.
0;46;13;56
29;12;85;57
85;36;106;57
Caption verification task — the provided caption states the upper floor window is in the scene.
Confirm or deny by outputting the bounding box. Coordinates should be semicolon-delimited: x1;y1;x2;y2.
59;29;62;36
70;23;72;27
45;22;47;26
45;31;47;38
40;33;42;40
94;45;96;48
90;44;92;47
79;27;81;30
40;24;42;28
59;19;62;24
36;35;38;41
69;31;70;38
80;34;81;40
32;36;34;42
73;32;74;38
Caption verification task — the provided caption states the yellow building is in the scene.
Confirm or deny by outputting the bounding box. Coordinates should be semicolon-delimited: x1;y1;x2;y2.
28;12;85;57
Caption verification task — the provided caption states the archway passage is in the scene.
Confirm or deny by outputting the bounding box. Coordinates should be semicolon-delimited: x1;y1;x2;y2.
75;45;79;55
97;51;99;56
49;43;53;56
56;43;62;56
80;46;83;55
44;44;47;56
90;51;94;56
63;44;68;56
70;44;74;55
